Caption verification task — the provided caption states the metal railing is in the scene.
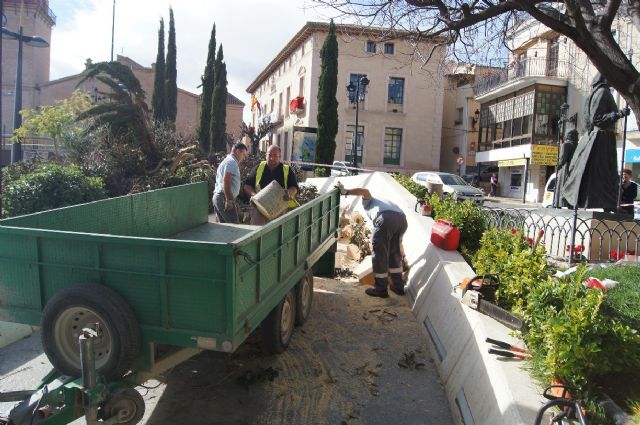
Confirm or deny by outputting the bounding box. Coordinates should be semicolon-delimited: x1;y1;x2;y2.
483;207;640;263
476;58;572;96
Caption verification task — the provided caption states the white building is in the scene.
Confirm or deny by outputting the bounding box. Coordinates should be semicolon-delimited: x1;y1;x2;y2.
246;21;446;175
474;14;640;202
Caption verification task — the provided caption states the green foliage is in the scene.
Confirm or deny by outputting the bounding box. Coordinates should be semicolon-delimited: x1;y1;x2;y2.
472;228;548;313
523;267;640;391
296;184;319;205
586;264;640;330
152;18;167;122
210;45;228;152
430;194;486;261
2;164;106;217
14;91;91;156
315;19;339;166
313;167;329;177
391;173;429;200
198;23;216;156
165;7;178;124
76;61;160;165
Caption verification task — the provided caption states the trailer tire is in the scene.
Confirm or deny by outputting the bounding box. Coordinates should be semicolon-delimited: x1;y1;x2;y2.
41;284;140;380
100;387;145;425
295;270;314;326
261;289;296;354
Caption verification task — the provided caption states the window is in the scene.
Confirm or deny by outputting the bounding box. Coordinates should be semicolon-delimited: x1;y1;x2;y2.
284;132;289;160
285;87;291;117
299;76;304;97
366;41;376;53
388;77;405;106
345;124;364;164
384;43;394;54
454;107;463;125
270;98;274;113
384;128;402;165
547;37;559;76
278;92;283;117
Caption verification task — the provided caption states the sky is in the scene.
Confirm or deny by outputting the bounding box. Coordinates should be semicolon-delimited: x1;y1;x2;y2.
48;0;331;119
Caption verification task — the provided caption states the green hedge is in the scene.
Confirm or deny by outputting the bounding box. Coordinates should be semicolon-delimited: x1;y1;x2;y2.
2;164;106;217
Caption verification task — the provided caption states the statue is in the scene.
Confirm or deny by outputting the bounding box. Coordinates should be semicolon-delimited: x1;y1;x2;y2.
562;73;629;210
553;129;578;208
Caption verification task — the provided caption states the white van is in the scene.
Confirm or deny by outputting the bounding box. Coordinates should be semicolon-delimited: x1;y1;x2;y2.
542;173;556;207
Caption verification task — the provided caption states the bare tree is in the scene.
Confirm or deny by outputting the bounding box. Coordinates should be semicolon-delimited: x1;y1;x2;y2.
314;0;640;126
241;115;277;153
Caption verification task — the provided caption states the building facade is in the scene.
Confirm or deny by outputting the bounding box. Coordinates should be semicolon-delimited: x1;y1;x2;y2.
474;14;640;202
246;22;445;175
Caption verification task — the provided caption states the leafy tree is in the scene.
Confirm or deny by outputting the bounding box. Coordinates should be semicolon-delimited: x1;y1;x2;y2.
315;19;339;171
152;18;166;122
315;1;640;126
198;23;217;156
241;116;276;154
75;61;161;165
165;7;178;124
210;44;228;152
14;91;91;157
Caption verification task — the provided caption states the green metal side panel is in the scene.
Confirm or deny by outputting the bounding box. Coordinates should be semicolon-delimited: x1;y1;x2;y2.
230;189;340;349
0;183;208;237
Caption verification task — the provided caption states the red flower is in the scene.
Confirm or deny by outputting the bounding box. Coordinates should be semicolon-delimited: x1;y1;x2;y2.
537;229;545;238
510;228;518;235
566;244;584;253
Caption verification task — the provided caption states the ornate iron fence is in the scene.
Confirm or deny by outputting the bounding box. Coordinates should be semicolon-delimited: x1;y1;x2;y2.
483;207;640;264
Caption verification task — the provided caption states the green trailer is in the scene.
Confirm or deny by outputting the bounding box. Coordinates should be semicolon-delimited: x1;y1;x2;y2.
0;182;339;424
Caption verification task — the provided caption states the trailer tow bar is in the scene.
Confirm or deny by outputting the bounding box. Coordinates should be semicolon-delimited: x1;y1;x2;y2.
80;326;100;425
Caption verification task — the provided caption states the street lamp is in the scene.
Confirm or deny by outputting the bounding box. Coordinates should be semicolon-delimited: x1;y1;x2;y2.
553;102;570;207
2;25;49;163
346;76;370;170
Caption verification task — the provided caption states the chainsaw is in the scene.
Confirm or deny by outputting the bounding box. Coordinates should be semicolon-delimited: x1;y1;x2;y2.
458;274;523;331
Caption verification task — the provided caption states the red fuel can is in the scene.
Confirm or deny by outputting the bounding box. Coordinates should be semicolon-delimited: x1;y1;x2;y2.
430;219;460;251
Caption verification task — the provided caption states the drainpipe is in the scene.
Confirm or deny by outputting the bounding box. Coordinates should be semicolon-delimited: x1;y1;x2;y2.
522;156;529;204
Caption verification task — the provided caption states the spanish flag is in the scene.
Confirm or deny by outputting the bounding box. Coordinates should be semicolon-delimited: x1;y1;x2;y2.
251;96;261;114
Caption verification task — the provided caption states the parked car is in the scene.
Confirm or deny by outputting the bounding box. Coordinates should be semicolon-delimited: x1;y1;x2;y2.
542;173;556;207
330;160;351;176
411;171;485;202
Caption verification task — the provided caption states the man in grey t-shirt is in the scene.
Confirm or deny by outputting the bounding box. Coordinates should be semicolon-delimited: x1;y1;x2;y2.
336;182;408;298
213;142;248;223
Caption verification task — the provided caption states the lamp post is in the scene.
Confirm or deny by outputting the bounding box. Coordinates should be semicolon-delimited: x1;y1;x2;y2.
346;76;370;170
553;102;570;207
2;25;49;163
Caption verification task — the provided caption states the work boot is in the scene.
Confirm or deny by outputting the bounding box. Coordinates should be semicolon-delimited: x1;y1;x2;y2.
365;287;389;298
366;278;389;298
389;274;406;296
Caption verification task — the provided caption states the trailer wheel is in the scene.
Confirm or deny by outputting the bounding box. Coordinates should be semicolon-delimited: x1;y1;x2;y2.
295;270;314;326
100;387;145;425
41;284;140;380
261;289;296;354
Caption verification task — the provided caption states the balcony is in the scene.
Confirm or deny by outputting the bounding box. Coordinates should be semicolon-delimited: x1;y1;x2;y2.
476;58;571;97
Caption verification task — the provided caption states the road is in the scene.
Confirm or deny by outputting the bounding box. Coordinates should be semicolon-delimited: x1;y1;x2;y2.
0;276;453;425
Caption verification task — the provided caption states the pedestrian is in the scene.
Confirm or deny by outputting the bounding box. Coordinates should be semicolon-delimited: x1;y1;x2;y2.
335;181;407;298
212;142;248;223
619;169;638;215
490;173;498;197
243;144;299;224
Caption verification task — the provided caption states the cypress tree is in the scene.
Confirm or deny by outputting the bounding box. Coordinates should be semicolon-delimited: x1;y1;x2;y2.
315;20;339;169
210;44;228;152
198;23;216;156
165;7;178;124
152;18;166;122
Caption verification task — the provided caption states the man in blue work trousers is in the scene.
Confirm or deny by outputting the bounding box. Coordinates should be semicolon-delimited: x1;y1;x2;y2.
244;144;299;224
336;182;408;298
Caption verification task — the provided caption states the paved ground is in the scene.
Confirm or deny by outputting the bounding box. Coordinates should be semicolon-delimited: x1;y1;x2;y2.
0;276;453;425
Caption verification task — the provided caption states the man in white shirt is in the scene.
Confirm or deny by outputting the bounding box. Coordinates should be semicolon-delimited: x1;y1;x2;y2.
212;142;248;223
336;182;408;298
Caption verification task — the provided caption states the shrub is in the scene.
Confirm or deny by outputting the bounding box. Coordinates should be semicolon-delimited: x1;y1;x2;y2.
523;267;640;391
472;228;549;313
392;173;429;200
3;164;106;217
430;194;486;261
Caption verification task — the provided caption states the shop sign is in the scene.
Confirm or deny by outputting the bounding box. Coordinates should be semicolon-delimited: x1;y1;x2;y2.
625;149;640;163
531;145;559;166
498;158;526;167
